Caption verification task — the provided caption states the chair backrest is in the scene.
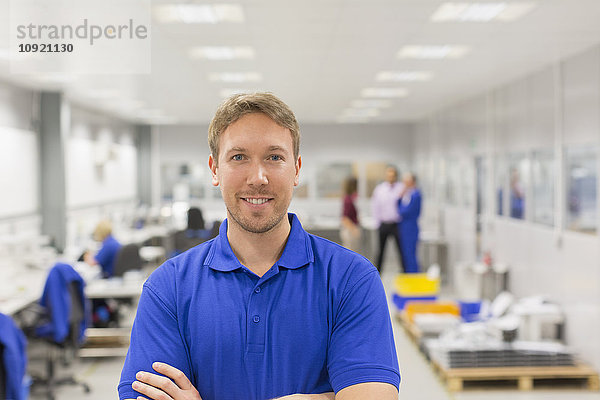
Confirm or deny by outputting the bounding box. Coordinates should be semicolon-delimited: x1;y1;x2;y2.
210;220;221;239
187;207;205;230
0;343;6;400
112;243;143;277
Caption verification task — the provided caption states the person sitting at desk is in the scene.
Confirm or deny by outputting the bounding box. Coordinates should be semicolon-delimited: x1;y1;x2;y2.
84;220;122;279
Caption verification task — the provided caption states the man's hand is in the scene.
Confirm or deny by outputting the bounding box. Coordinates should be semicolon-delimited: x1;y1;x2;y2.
132;362;202;400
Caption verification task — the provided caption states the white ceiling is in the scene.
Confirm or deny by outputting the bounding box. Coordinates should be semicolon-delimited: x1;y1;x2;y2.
1;0;600;125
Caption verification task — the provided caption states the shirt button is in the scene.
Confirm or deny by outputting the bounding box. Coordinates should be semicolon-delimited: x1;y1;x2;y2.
253;315;260;323
254;287;261;294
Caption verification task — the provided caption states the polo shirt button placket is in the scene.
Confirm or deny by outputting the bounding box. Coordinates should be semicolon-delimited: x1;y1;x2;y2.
254;286;261;294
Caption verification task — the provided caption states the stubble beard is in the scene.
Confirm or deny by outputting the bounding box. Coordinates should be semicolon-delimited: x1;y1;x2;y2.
226;196;288;234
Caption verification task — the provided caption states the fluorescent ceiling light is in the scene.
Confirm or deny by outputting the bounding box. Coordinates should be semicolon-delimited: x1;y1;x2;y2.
397;45;470;59
351;99;392;108
496;3;537;21
431;3;535;22
219;88;261;97
376;71;433;82
189;46;255;60
209;72;262;82
361;88;408;98
154;4;244;24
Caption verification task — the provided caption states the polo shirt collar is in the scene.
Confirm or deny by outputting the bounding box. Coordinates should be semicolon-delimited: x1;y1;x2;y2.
205;213;314;272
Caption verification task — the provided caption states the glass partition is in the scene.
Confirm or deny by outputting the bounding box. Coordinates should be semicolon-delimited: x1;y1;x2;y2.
565;146;597;234
508;153;529;220
531;150;555;226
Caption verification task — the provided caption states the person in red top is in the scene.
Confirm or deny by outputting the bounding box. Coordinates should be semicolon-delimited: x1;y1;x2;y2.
340;176;361;252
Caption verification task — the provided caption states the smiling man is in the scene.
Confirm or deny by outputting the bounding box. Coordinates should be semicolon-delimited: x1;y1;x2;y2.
118;93;400;400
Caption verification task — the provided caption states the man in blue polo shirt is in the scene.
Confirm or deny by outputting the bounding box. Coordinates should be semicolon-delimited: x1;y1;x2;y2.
118;93;400;400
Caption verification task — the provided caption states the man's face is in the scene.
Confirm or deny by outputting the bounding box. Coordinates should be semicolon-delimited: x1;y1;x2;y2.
385;167;397;183
209;113;301;234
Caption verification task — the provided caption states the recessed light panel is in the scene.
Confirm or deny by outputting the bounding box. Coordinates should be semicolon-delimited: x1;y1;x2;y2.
154;4;244;24
209;72;262;82
361;88;408;98
376;71;433;82
219;88;262;97
431;3;535;22
397;45;470;59
189;46;255;60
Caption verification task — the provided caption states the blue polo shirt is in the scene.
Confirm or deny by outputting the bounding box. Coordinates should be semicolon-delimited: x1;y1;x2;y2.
118;213;399;400
95;234;121;278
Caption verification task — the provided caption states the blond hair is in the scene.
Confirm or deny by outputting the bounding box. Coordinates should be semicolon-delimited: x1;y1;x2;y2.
93;220;112;241
208;92;300;164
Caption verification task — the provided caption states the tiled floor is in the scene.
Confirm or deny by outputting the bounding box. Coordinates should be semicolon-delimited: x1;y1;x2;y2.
29;261;600;400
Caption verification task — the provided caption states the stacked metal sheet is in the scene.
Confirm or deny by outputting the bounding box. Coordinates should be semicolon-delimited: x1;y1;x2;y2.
425;340;576;369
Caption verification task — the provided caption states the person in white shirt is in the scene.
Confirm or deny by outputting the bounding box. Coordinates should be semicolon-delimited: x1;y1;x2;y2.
370;166;405;273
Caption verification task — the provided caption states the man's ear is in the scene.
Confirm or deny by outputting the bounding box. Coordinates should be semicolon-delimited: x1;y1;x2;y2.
208;154;219;186
294;155;302;186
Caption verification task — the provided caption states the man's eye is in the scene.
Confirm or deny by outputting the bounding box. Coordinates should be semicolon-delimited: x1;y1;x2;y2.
270;155;282;161
232;154;244;161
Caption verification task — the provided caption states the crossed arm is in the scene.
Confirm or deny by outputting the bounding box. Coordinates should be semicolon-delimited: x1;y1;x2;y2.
125;362;397;400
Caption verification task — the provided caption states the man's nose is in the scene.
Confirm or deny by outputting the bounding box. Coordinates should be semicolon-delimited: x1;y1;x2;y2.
247;161;268;186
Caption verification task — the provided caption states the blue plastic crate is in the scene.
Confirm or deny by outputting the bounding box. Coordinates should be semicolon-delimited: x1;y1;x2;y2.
458;300;482;322
392;293;437;311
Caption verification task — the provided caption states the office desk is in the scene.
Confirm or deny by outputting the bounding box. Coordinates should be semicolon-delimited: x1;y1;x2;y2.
0;261;145;316
85;277;144;299
0;263;48;316
114;225;171;246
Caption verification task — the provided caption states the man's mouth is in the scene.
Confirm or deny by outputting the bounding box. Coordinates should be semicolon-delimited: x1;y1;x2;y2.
242;197;271;205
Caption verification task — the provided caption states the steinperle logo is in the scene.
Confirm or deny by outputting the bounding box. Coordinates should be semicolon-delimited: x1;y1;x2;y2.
16;19;148;46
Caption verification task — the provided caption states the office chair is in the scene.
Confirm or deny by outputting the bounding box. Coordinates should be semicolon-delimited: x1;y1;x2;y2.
0;312;28;400
112;243;143;278
34;281;90;399
26;264;90;400
187;207;205;230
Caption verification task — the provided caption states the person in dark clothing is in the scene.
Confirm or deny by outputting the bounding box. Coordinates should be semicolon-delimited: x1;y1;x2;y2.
340;176;361;252
371;166;405;273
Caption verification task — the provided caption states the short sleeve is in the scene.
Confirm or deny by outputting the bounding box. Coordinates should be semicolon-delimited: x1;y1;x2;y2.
327;268;400;393
118;270;193;399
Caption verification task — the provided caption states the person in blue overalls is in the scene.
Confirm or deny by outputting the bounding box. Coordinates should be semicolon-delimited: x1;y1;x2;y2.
84;220;122;278
84;220;122;327
398;172;422;273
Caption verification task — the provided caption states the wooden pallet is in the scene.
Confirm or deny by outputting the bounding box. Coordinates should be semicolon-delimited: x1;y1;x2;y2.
432;361;600;391
81;327;131;358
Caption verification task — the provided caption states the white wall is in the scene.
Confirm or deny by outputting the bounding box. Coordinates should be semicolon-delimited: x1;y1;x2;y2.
64;107;138;247
0;80;40;238
412;44;600;370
